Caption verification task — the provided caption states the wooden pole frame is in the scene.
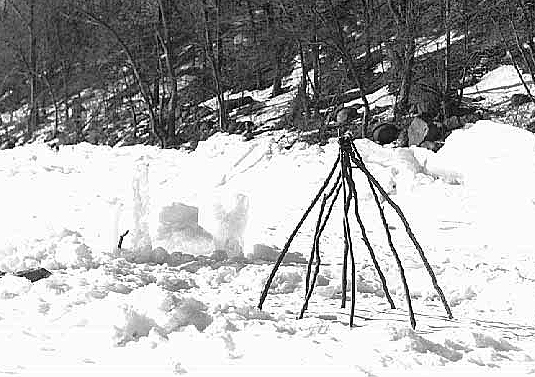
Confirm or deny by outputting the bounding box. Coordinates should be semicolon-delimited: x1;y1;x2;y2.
258;135;452;329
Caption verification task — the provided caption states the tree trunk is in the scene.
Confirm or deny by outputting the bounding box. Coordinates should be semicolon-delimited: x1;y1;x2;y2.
122;69;138;140
63;66;70;127
312;4;321;116
28;0;37;139
157;0;178;145
42;74;59;138
265;2;284;98
202;0;227;131
247;0;262;89
388;0;416;120
299;41;310;124
361;0;372;69
327;0;371;138
456;0;469;107
442;0;451;120
271;46;284;97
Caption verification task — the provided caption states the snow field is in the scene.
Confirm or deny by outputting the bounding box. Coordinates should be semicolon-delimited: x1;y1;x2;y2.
0;119;535;374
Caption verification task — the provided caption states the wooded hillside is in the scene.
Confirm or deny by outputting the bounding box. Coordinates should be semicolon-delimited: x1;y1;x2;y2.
0;0;532;148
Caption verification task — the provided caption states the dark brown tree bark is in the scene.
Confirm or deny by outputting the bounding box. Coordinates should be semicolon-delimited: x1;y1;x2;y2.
327;0;371;138
28;0;37;138
202;0;227;131
312;2;321;116
156;0;178;144
442;0;451;120
388;0;416;120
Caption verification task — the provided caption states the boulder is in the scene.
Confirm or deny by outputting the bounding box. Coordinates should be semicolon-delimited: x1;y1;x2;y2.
460;112;480;125
444;116;463;131
336;107;360;126
226;96;255;112
510;93;532;107
408;117;440;146
371;123;399;145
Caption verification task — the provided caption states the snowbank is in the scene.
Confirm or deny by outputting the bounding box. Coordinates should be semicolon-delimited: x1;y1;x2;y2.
464;65;534;105
426;120;535;249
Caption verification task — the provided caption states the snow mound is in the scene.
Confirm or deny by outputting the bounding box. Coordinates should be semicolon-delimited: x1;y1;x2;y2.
268;270;302;294
426;121;535;186
52;232;95;269
472;333;520;352
0;229;96;272
426;121;535;249
230;265;302;294
391;327;463;362
72;285;213;346
0;275;33;299
113;304;159;346
217;303;275;321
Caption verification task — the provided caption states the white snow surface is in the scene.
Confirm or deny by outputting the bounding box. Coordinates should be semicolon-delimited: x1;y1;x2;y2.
464;65;535;106
1;121;535;375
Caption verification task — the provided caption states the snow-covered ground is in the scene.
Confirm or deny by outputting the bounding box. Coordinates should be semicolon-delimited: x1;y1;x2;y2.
465;65;534;107
1;117;535;376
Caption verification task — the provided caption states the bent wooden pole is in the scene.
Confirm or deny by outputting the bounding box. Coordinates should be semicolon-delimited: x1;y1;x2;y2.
341;153;357;327
345;158;396;310
299;195;328;319
258;155;340;310
368;178;416;329
305;173;341;297
350;144;453;319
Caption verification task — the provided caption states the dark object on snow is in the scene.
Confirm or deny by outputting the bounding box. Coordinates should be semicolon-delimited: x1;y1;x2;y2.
336;107;360;126
118;229;130;249
228;120;254;135
395;128;409;147
2;139;15;149
408;117;440;146
444;116;463;131
48;141;60;152
420;140;442;152
460;112;480;125
0;268;52;283
16;268;51;282
257;135;453;330
510;93;532;107
225;96;254;112
371;123;399;145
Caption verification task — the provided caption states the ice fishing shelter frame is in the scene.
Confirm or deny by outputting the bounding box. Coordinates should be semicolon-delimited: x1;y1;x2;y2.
258;135;453;329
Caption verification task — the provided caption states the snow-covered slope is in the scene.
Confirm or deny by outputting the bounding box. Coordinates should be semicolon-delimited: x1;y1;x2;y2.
0;121;535;375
